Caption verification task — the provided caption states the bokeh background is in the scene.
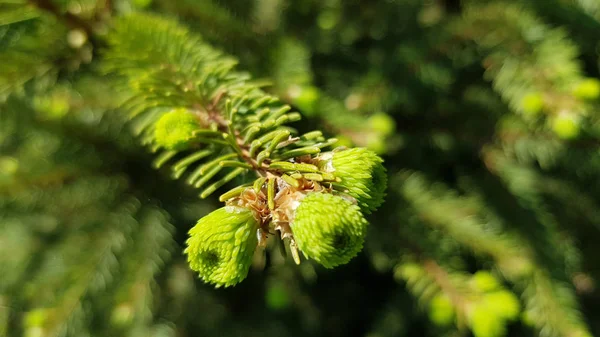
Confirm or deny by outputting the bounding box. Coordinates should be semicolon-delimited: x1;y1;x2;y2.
2;0;600;336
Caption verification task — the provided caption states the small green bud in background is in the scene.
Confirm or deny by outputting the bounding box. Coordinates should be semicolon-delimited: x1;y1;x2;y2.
24;308;51;337
394;262;424;281
291;192;368;268
0;156;19;179
368;112;396;136
265;282;291;310
185;206;259;287
110;303;134;327
470;305;506;337
154;108;200;150
67;29;88;49
551;113;580;139
365;135;388;155
428;293;455;326
483;290;520;321
521;310;536;327
471;271;500;292
334;134;354;148
519;92;544;116
24;308;50;327
573;78;600;100
289;85;320;116
468;289;520;337
321;147;387;213
33;89;71;120
317;9;340;30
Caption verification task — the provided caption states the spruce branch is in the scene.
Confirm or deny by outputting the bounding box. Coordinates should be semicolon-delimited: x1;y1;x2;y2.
1;88;178;337
396;168;592;337
398;171;534;275
454;1;598;141
102;13;386;287
396;257;521;336
478;149;591;337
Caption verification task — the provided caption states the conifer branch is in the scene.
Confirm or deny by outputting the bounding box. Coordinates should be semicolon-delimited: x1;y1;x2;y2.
4;1;600;336
103;13;386;287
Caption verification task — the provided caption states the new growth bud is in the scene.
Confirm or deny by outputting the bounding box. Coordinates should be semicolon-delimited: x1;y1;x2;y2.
154;108;199;150
483;290;520;321
551;113;580;140
470;306;506;337
290;192;368;268
429;293;455;326
368;112;396;136
185;206;259;287
471;271;500;292
289;85;320;116
573;78;600;100
520;92;544;116
468;290;520;337
320;148;387;213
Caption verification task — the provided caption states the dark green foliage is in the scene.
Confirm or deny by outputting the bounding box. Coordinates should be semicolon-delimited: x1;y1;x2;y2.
2;0;600;337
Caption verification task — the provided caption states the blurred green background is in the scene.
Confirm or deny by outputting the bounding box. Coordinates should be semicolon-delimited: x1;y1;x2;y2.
2;0;600;336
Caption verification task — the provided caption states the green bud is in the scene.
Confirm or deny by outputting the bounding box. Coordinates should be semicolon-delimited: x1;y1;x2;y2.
573;78;600;100
468;290;520;337
110;303;134;327
428;293;455;326
34;89;70;120
521;310;536;327
471;271;500;292
265;282;291;310
334;134;354;148
470;305;506;337
320;148;387;213
185;206;259;287
24;308;50;327
368;112;396;136
290;85;320;116
520;92;544;116
394;262;424;281
483;290;520;321
317;10;339;30
365;135;387;155
0;156;19;177
551;113;580;139
154;108;199;150
291;192;368;268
